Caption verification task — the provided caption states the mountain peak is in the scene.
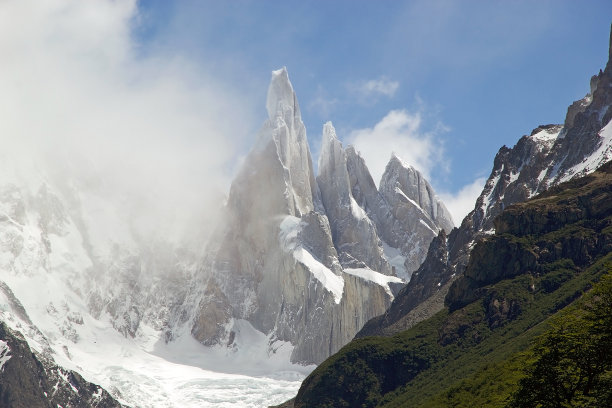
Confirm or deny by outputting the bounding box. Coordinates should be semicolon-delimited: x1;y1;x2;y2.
323;121;338;142
318;121;343;178
387;152;414;174
266;67;301;120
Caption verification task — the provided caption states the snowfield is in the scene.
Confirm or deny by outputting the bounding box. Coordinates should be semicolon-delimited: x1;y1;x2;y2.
61;328;309;408
0;292;309;408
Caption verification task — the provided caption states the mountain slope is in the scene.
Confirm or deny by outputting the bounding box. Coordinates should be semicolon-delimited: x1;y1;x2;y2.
358;24;612;338
293;160;612;408
0;321;123;408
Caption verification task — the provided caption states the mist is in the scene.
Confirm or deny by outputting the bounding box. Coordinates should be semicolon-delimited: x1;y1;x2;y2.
0;0;254;250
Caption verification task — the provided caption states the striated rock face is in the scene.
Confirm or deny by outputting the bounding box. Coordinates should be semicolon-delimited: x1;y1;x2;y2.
377;155;454;276
360;25;612;338
317;122;390;273
188;69;400;365
186;68;450;364
0;322;123;408
380;155;454;235
344;148;454;280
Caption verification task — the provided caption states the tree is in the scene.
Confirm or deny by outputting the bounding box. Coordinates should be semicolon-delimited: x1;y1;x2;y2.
510;272;612;408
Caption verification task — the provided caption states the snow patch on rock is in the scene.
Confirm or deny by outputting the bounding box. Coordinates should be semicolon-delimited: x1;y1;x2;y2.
344;268;403;299
0;340;11;371
560;120;612;182
279;216;344;304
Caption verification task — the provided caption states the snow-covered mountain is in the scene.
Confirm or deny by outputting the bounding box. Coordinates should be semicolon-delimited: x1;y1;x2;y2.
359;26;612;338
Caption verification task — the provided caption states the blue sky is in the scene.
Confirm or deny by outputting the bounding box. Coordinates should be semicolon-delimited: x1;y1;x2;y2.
131;0;611;222
2;1;609;224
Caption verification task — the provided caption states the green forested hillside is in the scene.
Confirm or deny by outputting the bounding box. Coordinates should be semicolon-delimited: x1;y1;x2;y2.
293;162;612;408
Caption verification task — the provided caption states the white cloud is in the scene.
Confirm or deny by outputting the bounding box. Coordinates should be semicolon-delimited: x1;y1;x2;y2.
0;0;253;244
308;85;338;118
347;109;445;185
347;107;485;226
439;177;487;226
351;76;399;99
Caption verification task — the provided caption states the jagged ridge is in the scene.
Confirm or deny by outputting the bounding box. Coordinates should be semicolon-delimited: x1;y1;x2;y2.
187;68;451;365
359;24;612;338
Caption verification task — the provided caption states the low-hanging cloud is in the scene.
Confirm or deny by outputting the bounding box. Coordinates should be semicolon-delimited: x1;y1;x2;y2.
0;0;253;248
347;109;446;185
438;177;487;226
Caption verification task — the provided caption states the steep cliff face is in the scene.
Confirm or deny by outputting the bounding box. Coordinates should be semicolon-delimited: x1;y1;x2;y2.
344;148;454;280
377;155;454;277
360;26;612;338
188;69;401;365
186;67;453;364
317;122;390;274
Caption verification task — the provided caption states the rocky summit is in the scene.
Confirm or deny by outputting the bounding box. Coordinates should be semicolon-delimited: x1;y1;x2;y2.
185;67;452;364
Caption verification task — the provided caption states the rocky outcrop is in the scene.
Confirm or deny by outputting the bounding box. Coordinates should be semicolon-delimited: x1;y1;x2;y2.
0;322;123;408
446;160;612;311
